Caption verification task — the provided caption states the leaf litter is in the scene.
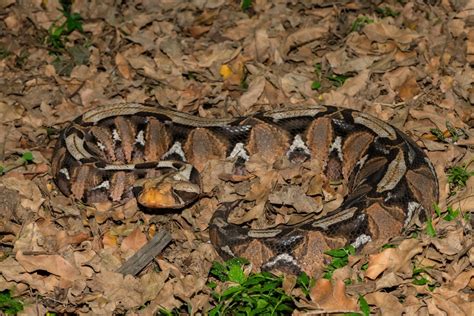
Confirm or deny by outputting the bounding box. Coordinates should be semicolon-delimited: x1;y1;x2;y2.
0;0;472;314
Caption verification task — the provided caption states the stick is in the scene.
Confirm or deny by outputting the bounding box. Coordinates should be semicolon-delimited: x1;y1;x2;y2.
116;229;172;276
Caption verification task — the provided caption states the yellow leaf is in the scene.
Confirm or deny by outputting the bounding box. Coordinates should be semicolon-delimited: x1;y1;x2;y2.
219;64;233;79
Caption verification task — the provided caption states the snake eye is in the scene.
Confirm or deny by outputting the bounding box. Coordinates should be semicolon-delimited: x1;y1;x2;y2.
172;182;201;205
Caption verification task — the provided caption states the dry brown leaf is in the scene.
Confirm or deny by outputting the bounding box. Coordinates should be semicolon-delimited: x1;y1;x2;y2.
115;52;133;80
120;227;147;255
398;76;420;101
88;271;143;311
363;21;420;45
16;251;81;282
283;26;330;56
154;280;182;310
308;279;359;312
366;239;423;279
239;76;266;111
140;270;170;302
374;271;405;290
430;227;465;255
326;49;378;74
365;292;403;316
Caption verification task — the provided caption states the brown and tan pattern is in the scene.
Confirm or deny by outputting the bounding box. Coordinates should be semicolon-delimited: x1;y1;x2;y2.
52;103;438;276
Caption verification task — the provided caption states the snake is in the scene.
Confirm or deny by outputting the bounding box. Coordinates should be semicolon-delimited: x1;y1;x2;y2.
52;103;438;276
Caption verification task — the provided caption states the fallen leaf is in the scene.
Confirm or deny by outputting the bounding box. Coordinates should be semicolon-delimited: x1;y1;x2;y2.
309;279;359;312
239;76;266;111
365;292;403;316
366;239;423;279
16;251;81;282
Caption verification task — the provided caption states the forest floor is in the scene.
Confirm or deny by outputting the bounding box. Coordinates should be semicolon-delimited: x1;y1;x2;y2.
0;0;472;315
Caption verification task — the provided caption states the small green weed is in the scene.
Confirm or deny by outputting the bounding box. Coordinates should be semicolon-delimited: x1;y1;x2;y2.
430;128;445;142
208;258;296;315
311;63;323;90
433;204;461;221
323;245;355;279
426;204;465;238
358;295;370;316
412;266;438;291
45;0;89;75
0;46;11;59
351;16;374;32
241;0;252;11
0;151;35;176
375;7;400;18
327;74;350;87
425;217;436;237
21;151;34;163
311;81;321;90
344;295;370;316
430;122;464;143
159;304;191;316
46;0;84;53
296;272;314;297
0;290;24;315
447;164;474;192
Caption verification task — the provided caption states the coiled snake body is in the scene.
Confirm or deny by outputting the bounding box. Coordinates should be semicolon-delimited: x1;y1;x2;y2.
52;103;438;276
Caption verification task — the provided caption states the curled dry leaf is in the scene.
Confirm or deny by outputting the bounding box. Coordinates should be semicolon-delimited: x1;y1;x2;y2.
239;76;266;111
363;21;420;45
308;279;359;312
16;251;81;282
120;227;147;256
366;238;423;279
283;26;330;56
365;292;403;316
115;52;133;80
430;227;465;255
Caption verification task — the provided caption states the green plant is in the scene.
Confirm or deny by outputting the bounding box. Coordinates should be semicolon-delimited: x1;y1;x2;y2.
358;295;370;316
159;304;191;316
0;46;11;59
412;266;438;291
351;16;374;32
375;7;400;18
241;0;252;11
430;122;464;143
425;217;436;237
0;290;23;315
311;63;322;90
447;164;474;191
430;128;445;141
327;74;350;87
46;0;84;54
296;272;314;297
323;245;355;279
0;151;35;175
433;204;461;221
208;258;295;315
311;81;321;90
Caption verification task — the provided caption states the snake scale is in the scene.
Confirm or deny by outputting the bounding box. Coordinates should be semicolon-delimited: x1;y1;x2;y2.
52;103;438;276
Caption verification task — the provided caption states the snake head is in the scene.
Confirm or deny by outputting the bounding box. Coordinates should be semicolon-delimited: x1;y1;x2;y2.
136;162;201;209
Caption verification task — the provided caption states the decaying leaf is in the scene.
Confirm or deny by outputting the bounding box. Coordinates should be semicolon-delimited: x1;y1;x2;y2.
366;239;423;279
308;279;359;312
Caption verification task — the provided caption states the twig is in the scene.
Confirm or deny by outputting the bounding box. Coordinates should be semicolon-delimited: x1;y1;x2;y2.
116;229;172;276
